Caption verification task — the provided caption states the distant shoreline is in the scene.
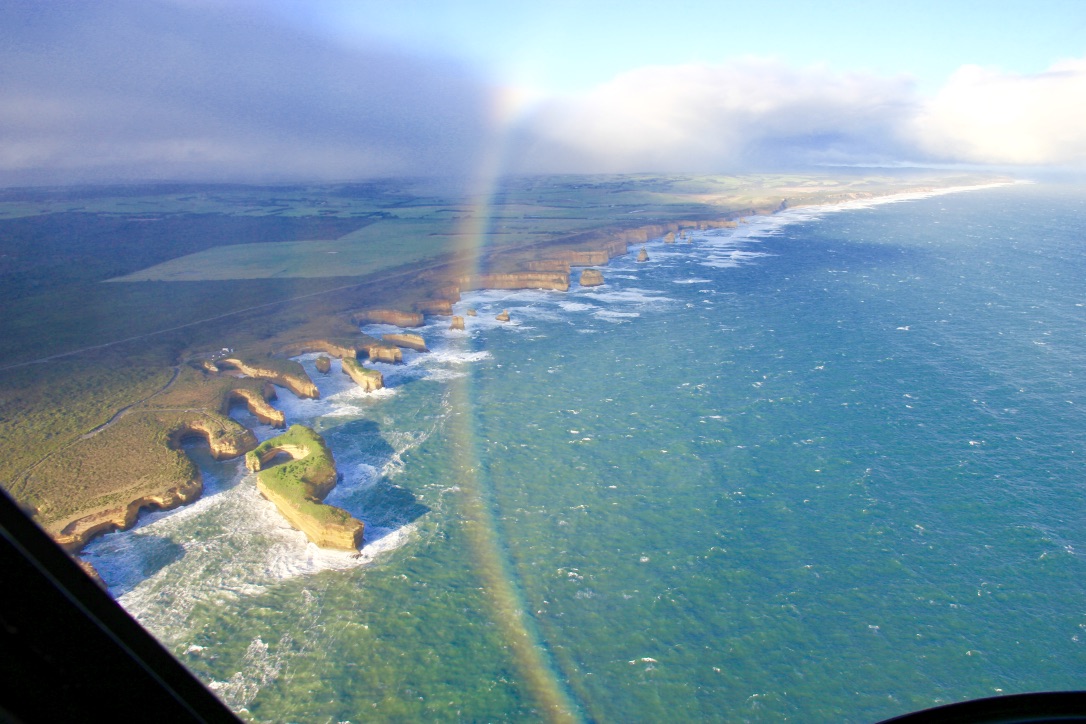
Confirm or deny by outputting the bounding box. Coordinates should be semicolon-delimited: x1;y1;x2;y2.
3;174;1014;559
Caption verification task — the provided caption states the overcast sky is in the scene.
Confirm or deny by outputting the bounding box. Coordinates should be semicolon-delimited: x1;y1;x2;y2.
1;0;1084;184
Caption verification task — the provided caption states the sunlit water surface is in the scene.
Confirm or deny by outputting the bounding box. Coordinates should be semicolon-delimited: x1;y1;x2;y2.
85;183;1086;722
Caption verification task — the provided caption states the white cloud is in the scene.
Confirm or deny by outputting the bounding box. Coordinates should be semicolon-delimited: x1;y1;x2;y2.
910;59;1086;166
513;60;920;173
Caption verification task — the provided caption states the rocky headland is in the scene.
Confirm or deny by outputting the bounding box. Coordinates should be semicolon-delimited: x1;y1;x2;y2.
342;357;384;392
215;357;320;399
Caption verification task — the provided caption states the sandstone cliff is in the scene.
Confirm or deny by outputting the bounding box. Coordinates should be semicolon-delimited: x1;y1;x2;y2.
544;250;610;266
219;357;319;399
415;299;455;316
246;425;364;550
457;272;570;293
361;343;403;364
342;357;384;392
523;259;572;273
278;339;358;360
223;385;285;427
351;309;425;327
56;478;205;553
579;269;605;287
382;333;428;352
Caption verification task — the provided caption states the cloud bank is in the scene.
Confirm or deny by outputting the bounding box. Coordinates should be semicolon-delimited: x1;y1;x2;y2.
0;1;495;184
0;1;1084;184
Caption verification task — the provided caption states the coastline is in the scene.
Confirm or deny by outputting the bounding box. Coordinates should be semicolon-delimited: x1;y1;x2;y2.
15;177;1013;561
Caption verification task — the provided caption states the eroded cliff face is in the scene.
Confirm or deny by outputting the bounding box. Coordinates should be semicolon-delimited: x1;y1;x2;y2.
246;425;364;550
523;259;572;273
219;358;319;399
415;299;454;316
579;269;605;287
544;250;610;266
362;344;403;364
56;478;205;553
342;357;384;392
351;309;425;327
167;416;258;459
223;385;285;427
382;333;428;352
457;272;570;292
278;339;358;360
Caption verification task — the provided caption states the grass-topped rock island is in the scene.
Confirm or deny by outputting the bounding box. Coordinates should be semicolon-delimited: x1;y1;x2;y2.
245;424;364;550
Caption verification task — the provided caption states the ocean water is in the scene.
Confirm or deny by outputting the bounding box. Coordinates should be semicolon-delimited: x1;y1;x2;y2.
84;182;1086;722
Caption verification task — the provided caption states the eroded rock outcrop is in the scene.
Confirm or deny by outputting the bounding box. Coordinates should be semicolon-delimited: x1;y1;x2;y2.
382;333;428;352
544;250;610;266
523;259;572;273
664;231;676;244
467;309;477;317
457;272;569;293
219;357;319;399
496;309;511;322
246;425;364;550
56;480;204;553
278;339;358;360
315;355;331;374
342;357;384;392
361;343;403;364
450;315;465;330
415;299;455;316
637;247;649;263
351;309;425;327
579;269;605;287
224;385;285;427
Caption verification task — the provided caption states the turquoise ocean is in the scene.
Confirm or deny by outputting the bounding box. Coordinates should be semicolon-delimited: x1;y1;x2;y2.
85;182;1086;722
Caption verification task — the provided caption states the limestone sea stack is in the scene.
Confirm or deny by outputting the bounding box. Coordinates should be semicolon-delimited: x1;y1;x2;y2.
341;357;384;392
315;355;331;374
637;247;649;263
450;315;465;330
246;425;365;550
664;231;676;243
467;309;477;316
579;269;604;287
496;310;511;322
